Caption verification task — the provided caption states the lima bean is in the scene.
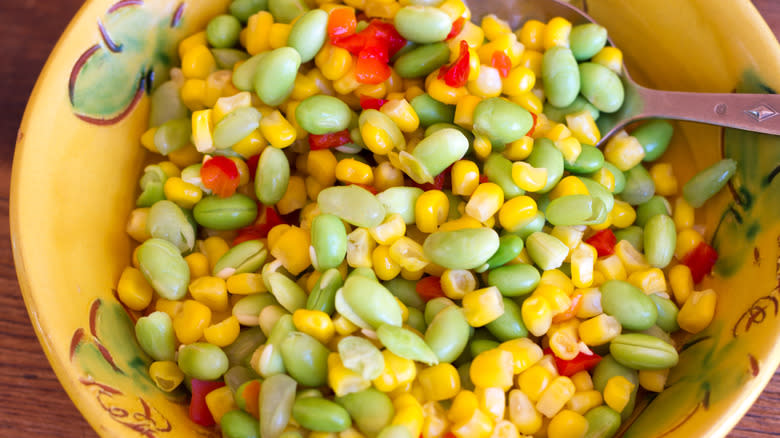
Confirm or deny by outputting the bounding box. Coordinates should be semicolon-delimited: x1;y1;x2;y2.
473;98;534;147
306;268;343;314
543;95;600;124
410;93;455;127
542;47;580;108
424;297;456;325
177;342;229;380
376;187;423;224
579;62;624;113
632;120;674;162
221;410;260;438
254;47;301;106
526;139;564;193
318;185;386;228
526;232;569;270
487;263;540;297
149;81;187;127
584;406;621;438
137;238;190;300
423;227;500;269
480;234;524;272
296;95;352;134
223;326;267;367
376;324;439;365
409;128;469;180
682;158;737;208
635;196;671;228
394;42;450;78
609;333;679;370
207;14;242;48
268;0;308;23
336;388;395;437
212;48;250;69
153;118;191;155
280;331;329;386
146;200;195;252
230;0;268;23
193;194;258;230
260;374;297;438
213;239;267;278
292;397;351;432
338;336;385;380
649;294;680;333
424;305;471;363
484;153;524;199
565;145;604;174
485;298;528;341
255;146;290;205
600;280;657;330
311;214;348;270
213;106;262;149
135;311;176;361
644;214;676;268
288;9;328;62
621;165;655;205
569;23;608;61
394;6;452;43
342;276;403;329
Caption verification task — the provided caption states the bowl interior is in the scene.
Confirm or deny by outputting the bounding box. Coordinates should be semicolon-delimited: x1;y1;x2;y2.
11;0;780;436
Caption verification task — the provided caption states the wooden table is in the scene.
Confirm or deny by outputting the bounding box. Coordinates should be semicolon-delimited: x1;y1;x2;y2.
0;0;778;436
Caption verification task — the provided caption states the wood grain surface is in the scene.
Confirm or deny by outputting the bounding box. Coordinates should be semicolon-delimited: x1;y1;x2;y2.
0;1;778;436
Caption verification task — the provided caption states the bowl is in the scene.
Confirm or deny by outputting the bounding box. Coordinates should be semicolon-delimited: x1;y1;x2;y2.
10;0;780;436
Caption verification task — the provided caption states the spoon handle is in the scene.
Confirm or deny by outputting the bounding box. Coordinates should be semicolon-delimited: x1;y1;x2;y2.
638;86;780;135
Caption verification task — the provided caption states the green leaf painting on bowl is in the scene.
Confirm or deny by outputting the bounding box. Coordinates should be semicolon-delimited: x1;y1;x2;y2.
69;0;187;125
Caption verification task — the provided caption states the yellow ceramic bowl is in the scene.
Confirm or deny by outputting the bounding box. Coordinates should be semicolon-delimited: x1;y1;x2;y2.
10;0;780;436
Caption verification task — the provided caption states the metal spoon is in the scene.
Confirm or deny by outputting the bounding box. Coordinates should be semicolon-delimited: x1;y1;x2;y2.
465;0;780;146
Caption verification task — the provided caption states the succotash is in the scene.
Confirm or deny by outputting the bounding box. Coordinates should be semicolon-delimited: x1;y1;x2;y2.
124;1;735;437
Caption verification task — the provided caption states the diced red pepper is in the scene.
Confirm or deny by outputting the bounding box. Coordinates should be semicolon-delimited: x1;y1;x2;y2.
308;129;352;150
359;44;390;63
233;206;285;245
446;17;465;40
200;156;240;198
363;19;406;57
246;153;260;180
438;40;470;88
350;183;378;194
360;95;388;110
585;229;617;257
416;275;446;301
332;19;406;85
332;32;366;55
327;7;357;39
410;167;450;191
479;174;490;183
682;241;719;283
526;112;538;137
545;349;602;377
551;293;583;323
490;51;512;78
189;379;225;426
355;55;392;84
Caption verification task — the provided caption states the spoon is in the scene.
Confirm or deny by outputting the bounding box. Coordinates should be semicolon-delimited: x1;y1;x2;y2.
465;0;780;146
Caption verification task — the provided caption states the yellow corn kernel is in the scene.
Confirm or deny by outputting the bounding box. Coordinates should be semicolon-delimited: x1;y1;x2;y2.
587;167;615;193
293;309;336;344
203;70;233;107
448;390;479;424
521;296;552;337
511;162;547;193
533;284;571;317
454;95;482;130
315;43;353;81
262;21;289;48
369;214;406;247
155;298;182;320
669;264;693;305
347;228;376;269
181;44;216;80
548;228;585;257
166;145;200;172
543;17;571;49
677;289;717;333
470;348;515;390
364;0;400;18
404;84;425;102
675;228;704;261
498;196;538;232
673;197;695;230
517;19;545;51
184;252;210;280
202;236;230;272
609;200;636;229
592;46;623;74
578;314;621;346
529;112;553;139
328;353;372;397
178;31;208;60
149;360;184;392
503;136;534;161
267;224;292;251
508;389;543;435
422;401;450;438
603;375;634;413
439;269;476;300
437;0;468;20
473;134;493;160
375;161;405;191
499;337;543;374
310;432;337;438
639;368;669;393
189;276;229;312
571;242;597;289
203;315;241;347
276;175;307;215
427;77;469;105
467;65;503;98
547;409;588;438
390;236;429;272
173;299;212;344
271;226;312;275
335;159;374;186
502;66;536;96
477;32;524;65
140;127;159;153
615;240;649;274
594;254;625;281
384;69;404;94
450;407;494;438
518;50;543;78
481;14;512;41
649;163;678;196
554;137;582;163
466;183;504;223
245;11;273;55
226;273;266;295
418;363;461;401
290;73;319;102
157;161;180;178
356;81;388;100
565;110;601;145
373;350;417;392
510;91;543;114
549;176;589;200
204;385;237;424
334;314;359;336
163;177;202;209
307;149;338;187
604;132;645;171
339;428;366;438
451;160;480;197
438;216;481;233
462;286;505;327
381;98;420;133
570;371;594;392
544;123;570;142
393;393;425;438
116;266;153;311
415;190;450;233
536;376;575;418
343;0;366;9
628;268;667;295
566;391;603;416
192;109;215;153
230;129;266;158
260;110;297;149
575;288;601;319
475;386;506;422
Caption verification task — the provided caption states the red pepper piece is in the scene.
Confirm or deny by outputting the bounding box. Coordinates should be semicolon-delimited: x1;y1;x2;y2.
328;7;357;39
682;241;719;283
350;183;378;194
545;349;602;377
355;55;392;84
189;379;225;426
551;292;583;323
200;156;240;198
446;17;465;40
479;174;490;183
438;40;470;88
246;153;260;180
363;19;406;57
526;112;538;137
360;95;388;110
585;229;617;257
416;275;445;301
308;129;352;150
332;33;366;55
490;51;512;78
233;206;285;245
410;167;450;191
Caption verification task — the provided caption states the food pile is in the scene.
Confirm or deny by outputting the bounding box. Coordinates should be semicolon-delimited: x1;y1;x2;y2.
119;0;737;436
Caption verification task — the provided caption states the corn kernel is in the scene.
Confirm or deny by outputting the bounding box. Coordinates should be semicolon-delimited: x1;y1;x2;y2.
543;17;571;49
615;239;649;274
451;160;480;197
603;375;634;413
260;110;297;149
245;11;273;55
336;158;375;186
517;19;545;51
510;91;543;114
592;46;623;74
149;360;184;392
566;390;602;415
191;109;215;153
473;134;493;160
508;389;543;435
498;196;538;232
503;136;534;161
422;401;450;438
373;349;418;392
673;197;695;229
675;228;704;260
511;161;547;193
677;289;717;333
427;77;469;105
440;269;477;300
470;348;515;390
415;190;450;233
499;337;543;374
347;228;376;269
518;50;543;78
205;385;237;424
536;376;575;418
610;200;636;228
570;371;593;392
454;95;482;130
462;286;505;327
293;309;336;344
173;299;212;344
271;226;312;275
450;408;493;438
604;132;645;171
649;163;678;196
204;315;241;347
575;288;602;319
164;177;202;209
418;363;461;401
448;390;479;423
521;296;553;337
565;110;601;145
627;268;667;295
547;409;588;438
189;276;229;312
476;386;506;422
669;264;694;305
117;266;153;311
329;352;372;396
181;44;216;80
381;99;420;133
468;65;503;98
639;368;669;392
369;214;407;246
466;183;504;223
578;314;621;346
